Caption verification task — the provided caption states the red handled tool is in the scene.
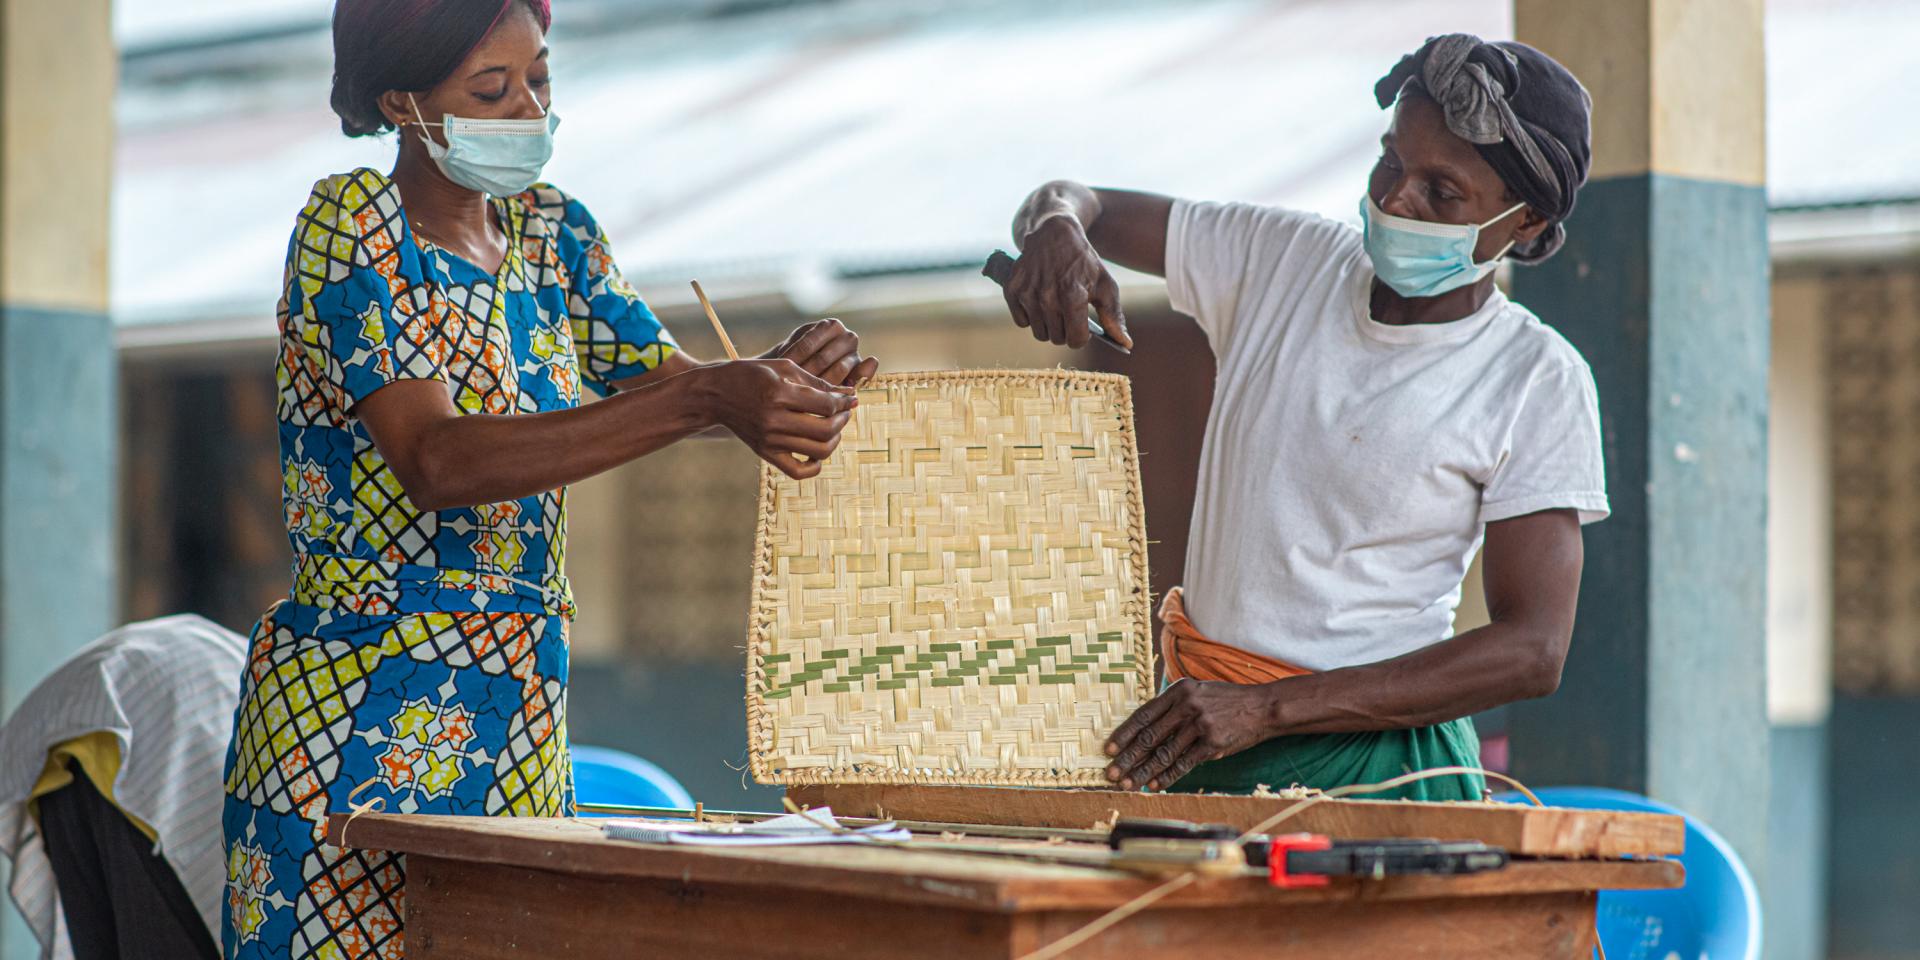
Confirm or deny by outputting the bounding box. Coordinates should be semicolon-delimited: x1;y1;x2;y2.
1266;833;1335;888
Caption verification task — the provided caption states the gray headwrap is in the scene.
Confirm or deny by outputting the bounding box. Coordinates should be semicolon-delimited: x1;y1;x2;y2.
1376;35;1594;262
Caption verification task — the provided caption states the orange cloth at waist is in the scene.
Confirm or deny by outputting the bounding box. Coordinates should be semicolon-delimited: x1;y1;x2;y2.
1159;586;1313;684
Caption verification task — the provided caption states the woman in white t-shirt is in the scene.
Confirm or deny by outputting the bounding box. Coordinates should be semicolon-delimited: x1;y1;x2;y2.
997;34;1606;801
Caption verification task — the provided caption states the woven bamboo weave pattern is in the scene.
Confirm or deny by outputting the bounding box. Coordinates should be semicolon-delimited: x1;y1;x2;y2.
747;370;1153;785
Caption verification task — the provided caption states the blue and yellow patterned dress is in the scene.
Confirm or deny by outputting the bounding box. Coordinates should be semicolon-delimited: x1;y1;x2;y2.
221;167;675;959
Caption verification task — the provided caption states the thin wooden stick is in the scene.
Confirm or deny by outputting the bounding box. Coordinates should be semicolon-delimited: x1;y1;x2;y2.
573;801;1109;842
690;279;740;360
1017;874;1196;960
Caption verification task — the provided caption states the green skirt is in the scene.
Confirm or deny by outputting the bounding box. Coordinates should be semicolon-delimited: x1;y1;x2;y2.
1168;717;1486;801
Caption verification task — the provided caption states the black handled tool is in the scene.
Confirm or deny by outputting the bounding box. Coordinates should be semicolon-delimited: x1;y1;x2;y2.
1103;818;1509;886
1248;836;1510;886
981;250;1131;354
1107;818;1240;846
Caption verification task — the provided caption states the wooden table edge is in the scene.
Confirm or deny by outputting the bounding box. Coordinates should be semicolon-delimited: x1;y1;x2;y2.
328;813;1684;914
788;784;1688;859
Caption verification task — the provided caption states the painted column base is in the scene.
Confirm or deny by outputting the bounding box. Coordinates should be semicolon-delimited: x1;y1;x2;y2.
0;305;116;708
1506;172;1771;882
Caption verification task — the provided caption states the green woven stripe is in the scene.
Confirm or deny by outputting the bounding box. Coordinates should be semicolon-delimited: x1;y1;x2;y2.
764;636;1132;697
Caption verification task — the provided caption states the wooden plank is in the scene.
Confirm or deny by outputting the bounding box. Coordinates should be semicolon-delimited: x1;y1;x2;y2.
788;783;1685;858
328;813;1681;915
407;856;1603;959
1009;893;1600;959
997;859;1679;912
406;856;1018;960
332;814;1041;911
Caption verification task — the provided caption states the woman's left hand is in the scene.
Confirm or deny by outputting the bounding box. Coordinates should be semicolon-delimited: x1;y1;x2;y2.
763;318;879;387
1103;679;1277;790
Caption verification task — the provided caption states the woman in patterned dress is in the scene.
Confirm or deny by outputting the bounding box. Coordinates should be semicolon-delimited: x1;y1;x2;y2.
220;2;875;956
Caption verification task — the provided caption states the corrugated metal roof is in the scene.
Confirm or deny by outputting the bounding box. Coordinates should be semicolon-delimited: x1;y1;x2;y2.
111;0;1915;332
1765;0;1918;209
115;0;328;53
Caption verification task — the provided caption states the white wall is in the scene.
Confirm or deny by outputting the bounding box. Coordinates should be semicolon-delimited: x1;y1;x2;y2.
1766;274;1832;725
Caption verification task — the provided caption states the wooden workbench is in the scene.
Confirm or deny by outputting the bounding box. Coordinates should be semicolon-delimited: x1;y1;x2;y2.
789;783;1686;858
326;812;1683;959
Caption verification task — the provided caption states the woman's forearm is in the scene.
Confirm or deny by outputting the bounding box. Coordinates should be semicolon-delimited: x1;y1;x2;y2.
1013;180;1104;250
1262;620;1567;735
404;370;713;510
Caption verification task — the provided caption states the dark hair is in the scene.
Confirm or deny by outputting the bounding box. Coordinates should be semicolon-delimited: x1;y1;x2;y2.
330;0;553;138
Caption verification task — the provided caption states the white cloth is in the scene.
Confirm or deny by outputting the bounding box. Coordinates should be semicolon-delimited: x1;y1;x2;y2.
0;615;247;959
1167;199;1608;671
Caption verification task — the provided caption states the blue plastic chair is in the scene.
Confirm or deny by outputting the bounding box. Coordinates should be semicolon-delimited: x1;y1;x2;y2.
571;744;695;814
1494;786;1761;960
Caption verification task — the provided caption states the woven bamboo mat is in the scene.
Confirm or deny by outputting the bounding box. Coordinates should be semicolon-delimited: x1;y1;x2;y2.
747;370;1154;786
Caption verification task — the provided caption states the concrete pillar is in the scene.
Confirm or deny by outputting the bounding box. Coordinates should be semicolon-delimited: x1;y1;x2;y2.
1506;0;1772;887
0;0;116;953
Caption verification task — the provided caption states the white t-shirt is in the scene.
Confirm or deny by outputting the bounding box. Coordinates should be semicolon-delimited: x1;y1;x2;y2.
1167;199;1608;671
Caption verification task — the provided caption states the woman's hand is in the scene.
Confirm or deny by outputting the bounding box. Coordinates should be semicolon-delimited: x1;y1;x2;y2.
1003;215;1131;350
698;359;858;480
762;317;879;387
1103;679;1277;790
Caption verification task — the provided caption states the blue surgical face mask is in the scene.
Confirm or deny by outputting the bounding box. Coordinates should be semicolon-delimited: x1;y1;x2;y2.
409;94;558;197
1360;193;1527;298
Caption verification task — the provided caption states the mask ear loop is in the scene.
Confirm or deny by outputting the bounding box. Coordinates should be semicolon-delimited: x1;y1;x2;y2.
405;93;443;149
1479;201;1529;229
1477;202;1530;265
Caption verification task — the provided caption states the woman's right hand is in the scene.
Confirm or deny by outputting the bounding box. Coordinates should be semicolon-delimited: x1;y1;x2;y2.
1003;214;1132;351
698;359;858;480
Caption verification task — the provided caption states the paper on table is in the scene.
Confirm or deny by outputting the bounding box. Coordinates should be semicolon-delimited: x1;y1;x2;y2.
599;807;912;847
